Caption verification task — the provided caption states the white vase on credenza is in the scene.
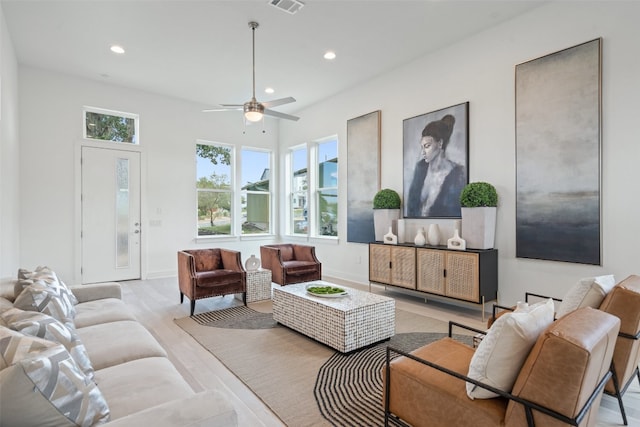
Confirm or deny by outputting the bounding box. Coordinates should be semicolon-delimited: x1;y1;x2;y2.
414;227;426;246
427;224;441;246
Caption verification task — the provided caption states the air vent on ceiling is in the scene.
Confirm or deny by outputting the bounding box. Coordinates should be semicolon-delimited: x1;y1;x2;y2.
268;0;304;15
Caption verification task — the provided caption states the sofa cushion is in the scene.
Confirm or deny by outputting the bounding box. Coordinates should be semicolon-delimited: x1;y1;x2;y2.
94;357;194;420
0;277;17;302
0;297;12;315
557;274;615;318
13;280;76;331
467;298;554;399
76;320;167;370
74;298;137;328
0;327;110;427
1;308;94;380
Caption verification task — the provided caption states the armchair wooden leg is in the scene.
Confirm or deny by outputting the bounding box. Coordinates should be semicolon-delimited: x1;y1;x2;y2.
190;299;196;317
243;292;247;306
180;292;184;303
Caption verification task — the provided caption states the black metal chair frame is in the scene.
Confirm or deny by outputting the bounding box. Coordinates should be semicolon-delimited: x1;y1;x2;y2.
604;329;640;426
383;321;613;427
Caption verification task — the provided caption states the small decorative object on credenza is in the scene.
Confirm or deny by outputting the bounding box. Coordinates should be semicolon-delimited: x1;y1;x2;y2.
373;188;401;241
459;182;498;249
447;229;466;250
245;254;260;271
383;227;397;245
427;224;441;246
414;227;426;246
396;219;406;244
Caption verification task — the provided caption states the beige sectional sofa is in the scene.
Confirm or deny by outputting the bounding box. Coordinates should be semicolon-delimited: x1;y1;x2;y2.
0;276;237;426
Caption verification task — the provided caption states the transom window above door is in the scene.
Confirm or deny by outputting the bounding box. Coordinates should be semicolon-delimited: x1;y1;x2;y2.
83;106;139;144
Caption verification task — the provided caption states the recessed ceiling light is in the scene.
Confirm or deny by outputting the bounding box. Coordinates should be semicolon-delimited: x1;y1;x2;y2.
265;87;275;94
110;45;125;54
324;51;336;60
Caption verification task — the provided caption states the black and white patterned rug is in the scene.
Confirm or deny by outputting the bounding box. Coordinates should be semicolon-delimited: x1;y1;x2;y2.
186;306;474;426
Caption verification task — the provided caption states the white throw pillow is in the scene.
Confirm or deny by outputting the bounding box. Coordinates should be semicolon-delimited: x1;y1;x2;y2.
556;275;615;318
466;298;554;399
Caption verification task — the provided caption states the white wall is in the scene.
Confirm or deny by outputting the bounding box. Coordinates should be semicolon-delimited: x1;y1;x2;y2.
279;2;640;306
18;67;279;283
0;3;20;278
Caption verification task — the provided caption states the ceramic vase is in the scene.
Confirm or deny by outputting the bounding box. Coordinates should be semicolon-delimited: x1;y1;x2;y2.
245;254;260;271
447;229;466;250
396;219;406;244
383;226;397;245
414;227;426;246
427;224;441;246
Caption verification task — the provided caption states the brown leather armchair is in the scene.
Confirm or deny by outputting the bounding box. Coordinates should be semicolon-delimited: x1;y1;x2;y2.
259;244;321;285
598;275;640;426
384;307;620;427
177;248;246;316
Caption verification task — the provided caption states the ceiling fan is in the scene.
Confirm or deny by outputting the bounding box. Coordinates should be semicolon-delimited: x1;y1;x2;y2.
203;21;299;122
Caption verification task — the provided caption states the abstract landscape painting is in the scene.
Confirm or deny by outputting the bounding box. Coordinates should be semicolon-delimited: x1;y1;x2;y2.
515;39;601;265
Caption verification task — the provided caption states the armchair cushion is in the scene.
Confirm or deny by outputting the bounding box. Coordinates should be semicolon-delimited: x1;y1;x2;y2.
195;270;243;287
557;274;615;318
467;298;554;399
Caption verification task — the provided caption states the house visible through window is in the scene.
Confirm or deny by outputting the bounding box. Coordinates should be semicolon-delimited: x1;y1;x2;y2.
290;146;308;235
316;138;338;236
84;107;139;144
241;149;272;235
196;142;233;236
288;136;339;238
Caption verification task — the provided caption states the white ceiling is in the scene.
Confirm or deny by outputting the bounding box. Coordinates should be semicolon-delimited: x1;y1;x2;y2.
2;0;544;117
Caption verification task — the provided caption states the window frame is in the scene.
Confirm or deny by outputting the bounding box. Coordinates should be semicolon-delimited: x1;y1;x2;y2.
314;136;338;238
195;140;235;239
240;147;273;236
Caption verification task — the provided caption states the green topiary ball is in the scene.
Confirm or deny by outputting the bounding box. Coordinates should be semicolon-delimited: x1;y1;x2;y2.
459;182;498;208
373;189;401;209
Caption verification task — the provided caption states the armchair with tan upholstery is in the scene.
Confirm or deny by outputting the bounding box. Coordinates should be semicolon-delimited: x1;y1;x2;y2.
488;274;640;425
259;244;321;285
384;307;620;427
177;248;246;316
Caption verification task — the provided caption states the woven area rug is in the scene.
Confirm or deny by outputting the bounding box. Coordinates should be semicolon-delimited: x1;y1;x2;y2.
175;302;471;427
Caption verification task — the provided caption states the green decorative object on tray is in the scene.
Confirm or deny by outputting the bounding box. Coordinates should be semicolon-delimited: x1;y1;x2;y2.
306;285;348;298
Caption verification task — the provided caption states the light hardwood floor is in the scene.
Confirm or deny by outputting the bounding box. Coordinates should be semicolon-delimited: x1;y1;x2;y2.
121;276;639;426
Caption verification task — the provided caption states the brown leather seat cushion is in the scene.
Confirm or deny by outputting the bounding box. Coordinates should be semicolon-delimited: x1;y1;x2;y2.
195;270;243;287
386;337;507;427
282;261;319;275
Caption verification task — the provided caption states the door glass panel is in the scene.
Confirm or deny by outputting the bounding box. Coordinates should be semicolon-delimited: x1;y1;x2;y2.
116;158;130;268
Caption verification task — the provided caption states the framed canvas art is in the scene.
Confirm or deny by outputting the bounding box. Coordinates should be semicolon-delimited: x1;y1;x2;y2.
403;102;469;218
347;110;381;243
516;38;602;265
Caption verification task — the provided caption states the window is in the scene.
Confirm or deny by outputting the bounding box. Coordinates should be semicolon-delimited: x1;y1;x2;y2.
241;149;272;235
196;142;233;236
288;136;339;238
83;107;139;144
290;146;308;235
316;138;338;236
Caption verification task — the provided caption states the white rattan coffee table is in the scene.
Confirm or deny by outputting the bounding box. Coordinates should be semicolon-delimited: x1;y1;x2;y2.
272;281;395;353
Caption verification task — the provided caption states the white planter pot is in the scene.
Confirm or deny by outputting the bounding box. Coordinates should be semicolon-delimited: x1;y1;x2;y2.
460;207;497;249
373;209;400;242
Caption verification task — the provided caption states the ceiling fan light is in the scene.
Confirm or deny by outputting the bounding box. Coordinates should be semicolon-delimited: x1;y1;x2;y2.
245;111;264;122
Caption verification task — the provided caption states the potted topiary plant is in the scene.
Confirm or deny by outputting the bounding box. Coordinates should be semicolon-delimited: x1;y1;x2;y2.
459;182;498;249
373;188;401;242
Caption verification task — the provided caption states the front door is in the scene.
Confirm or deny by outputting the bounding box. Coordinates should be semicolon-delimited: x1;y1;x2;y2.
81;146;141;283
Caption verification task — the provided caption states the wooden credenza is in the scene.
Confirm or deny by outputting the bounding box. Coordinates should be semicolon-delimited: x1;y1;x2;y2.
369;242;498;308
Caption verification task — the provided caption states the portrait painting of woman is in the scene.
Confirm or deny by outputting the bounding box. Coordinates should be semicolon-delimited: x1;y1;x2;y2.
403;102;469;218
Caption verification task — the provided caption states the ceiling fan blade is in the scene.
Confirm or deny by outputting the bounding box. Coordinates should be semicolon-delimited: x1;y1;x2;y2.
261;97;296;108
219;103;244;108
263;108;300;121
202;107;242;112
